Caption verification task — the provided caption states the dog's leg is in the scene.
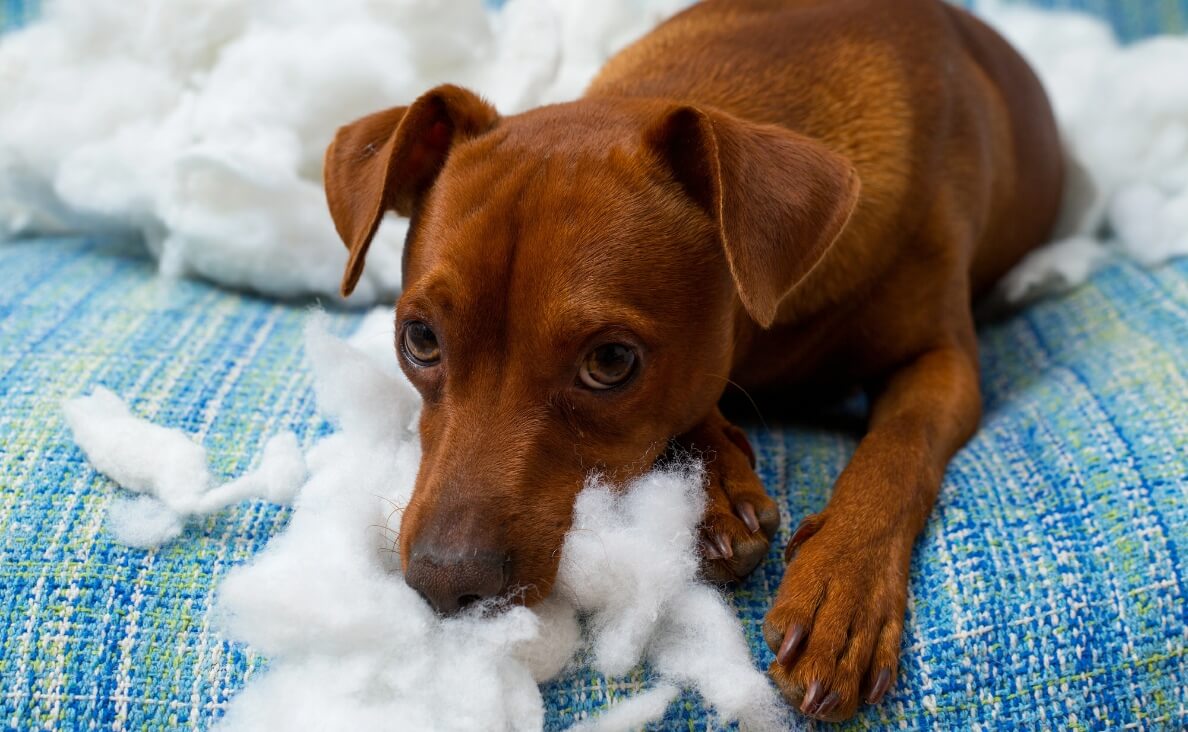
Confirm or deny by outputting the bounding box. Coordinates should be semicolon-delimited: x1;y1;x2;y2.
675;409;781;583
763;339;981;721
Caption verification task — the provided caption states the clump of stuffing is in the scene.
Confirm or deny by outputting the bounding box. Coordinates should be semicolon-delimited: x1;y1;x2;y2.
65;314;787;730
4;2;1186;302
0;0;687;301
63;389;306;547
977;2;1188;301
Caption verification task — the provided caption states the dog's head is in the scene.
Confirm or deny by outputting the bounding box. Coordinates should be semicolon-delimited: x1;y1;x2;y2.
323;84;858;614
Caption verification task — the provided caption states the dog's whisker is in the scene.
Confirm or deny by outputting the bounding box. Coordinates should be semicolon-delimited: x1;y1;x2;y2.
368;523;400;537
699;371;769;429
371;493;403;509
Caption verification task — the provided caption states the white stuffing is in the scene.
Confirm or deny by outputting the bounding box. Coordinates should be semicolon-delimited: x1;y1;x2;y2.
63;390;308;546
976;2;1188;301
557;470;785;729
995;235;1113;304
104;495;185;548
65;315;787;731
568;683;681;732
0;0;688;301
4;2;1183;302
63;387;210;511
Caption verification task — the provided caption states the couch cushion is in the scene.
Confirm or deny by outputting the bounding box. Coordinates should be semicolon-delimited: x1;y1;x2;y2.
0;235;1184;729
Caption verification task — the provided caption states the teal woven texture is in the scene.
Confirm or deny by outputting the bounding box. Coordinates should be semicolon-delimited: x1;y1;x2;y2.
2;236;1185;729
1;1;1187;730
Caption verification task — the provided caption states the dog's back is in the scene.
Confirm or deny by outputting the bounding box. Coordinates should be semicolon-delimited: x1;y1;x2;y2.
590;0;1062;328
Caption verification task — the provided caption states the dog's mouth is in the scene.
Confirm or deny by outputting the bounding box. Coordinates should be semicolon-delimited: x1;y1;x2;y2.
399;438;685;617
455;578;548;617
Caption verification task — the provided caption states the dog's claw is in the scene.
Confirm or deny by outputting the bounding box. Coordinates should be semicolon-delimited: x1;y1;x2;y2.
701;538;722;561
866;668;892;704
813;691;841;718
801;680;824;714
775;623;806;666
712;532;734;560
737;501;761;533
783;513;825;563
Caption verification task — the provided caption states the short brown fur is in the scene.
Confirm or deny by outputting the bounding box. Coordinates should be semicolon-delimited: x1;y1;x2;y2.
322;0;1062;720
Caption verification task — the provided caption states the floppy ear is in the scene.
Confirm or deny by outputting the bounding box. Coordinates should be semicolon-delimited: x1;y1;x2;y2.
323;84;499;296
649;106;861;327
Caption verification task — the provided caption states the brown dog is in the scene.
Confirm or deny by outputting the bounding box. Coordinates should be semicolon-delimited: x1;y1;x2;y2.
322;0;1062;721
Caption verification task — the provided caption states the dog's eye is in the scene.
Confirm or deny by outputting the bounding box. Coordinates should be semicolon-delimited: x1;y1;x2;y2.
402;321;441;366
579;343;637;390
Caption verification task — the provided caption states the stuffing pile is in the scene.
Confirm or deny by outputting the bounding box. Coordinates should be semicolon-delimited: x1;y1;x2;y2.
0;0;688;301
66;312;787;730
980;3;1188;301
2;0;1186;303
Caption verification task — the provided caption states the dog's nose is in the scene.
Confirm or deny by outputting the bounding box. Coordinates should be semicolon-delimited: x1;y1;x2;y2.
404;544;506;615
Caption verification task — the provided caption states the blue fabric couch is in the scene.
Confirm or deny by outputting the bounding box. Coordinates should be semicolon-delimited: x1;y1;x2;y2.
1;2;1186;730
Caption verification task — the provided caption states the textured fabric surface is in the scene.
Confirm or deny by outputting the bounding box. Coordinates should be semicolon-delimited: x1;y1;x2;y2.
2;236;1186;730
985;0;1188;38
0;0;36;33
2;2;1187;731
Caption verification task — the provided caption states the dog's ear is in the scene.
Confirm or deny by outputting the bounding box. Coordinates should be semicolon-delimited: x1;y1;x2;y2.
649;106;860;328
324;84;499;296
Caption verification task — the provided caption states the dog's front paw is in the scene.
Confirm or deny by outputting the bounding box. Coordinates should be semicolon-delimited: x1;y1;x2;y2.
762;511;909;721
680;416;780;583
698;464;779;583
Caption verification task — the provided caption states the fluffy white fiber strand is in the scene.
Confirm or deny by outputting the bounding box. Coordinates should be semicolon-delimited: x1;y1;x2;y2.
62;388;307;547
4;2;1185;302
64;313;788;731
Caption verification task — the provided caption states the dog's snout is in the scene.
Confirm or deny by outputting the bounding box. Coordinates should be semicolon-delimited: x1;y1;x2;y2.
405;544;506;615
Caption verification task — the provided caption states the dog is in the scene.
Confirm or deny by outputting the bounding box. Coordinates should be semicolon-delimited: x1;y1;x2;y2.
321;0;1062;721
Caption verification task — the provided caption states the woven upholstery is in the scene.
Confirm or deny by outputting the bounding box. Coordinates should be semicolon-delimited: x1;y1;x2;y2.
977;0;1188;39
0;0;37;33
3;238;1186;730
1;2;1187;731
